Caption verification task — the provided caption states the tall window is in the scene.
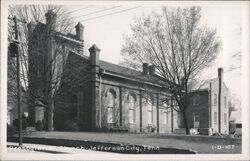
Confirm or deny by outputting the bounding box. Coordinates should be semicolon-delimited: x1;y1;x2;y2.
106;90;115;123
163;102;168;124
77;91;83;118
224;96;227;108
193;94;199;105
224;113;227;125
128;94;136;123
147;98;154;124
213;94;217;105
194;114;200;128
163;111;168;124
214;112;217;124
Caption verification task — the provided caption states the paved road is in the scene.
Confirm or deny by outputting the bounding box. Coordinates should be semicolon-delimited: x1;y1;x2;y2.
18;131;241;154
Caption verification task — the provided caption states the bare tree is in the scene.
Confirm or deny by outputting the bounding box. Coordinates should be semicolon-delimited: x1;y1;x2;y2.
121;6;221;134
7;5;89;131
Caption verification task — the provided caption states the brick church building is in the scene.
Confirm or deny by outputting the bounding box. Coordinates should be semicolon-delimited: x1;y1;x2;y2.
27;10;180;133
25;10;229;134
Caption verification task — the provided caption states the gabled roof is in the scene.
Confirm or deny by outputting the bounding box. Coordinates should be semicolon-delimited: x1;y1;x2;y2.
189;78;217;92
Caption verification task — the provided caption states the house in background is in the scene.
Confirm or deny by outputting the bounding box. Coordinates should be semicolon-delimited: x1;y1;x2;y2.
186;68;230;135
230;108;242;136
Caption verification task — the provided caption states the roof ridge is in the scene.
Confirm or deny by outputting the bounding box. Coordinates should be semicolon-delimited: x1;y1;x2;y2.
99;59;141;73
68;50;142;74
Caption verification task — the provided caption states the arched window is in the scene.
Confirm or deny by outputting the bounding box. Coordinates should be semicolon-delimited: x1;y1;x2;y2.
128;94;136;123
106;89;115;123
147;97;154;124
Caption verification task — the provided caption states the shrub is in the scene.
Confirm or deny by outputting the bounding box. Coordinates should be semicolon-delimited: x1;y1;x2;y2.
64;118;79;131
147;125;156;133
12;114;28;130
7;124;16;136
110;126;128;132
229;121;236;134
35;120;44;131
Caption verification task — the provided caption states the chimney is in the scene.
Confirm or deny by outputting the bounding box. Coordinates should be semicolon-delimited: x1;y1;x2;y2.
217;67;223;133
27;20;36;34
218;68;224;80
148;65;155;75
89;44;100;66
45;10;56;30
143;63;149;75
27;21;36;40
75;22;84;40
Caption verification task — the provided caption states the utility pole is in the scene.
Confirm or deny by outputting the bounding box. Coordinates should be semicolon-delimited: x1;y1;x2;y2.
8;16;25;146
14;16;22;146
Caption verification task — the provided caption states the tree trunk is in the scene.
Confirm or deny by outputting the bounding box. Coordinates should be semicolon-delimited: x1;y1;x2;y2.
182;109;189;134
46;99;54;131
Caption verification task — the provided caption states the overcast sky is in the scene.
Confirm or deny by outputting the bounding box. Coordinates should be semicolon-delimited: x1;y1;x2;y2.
63;2;243;102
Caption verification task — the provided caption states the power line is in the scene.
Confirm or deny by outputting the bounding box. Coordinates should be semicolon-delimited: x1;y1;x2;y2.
224;66;241;73
75;6;121;19
80;6;141;22
66;5;94;14
32;6;95;21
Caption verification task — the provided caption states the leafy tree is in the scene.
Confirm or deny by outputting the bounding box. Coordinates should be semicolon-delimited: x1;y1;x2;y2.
121;7;221;134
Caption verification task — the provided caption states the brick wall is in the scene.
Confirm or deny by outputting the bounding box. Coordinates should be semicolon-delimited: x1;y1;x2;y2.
188;78;229;135
187;90;210;129
96;77;178;133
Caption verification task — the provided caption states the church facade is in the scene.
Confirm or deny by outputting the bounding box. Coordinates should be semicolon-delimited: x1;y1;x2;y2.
54;48;180;133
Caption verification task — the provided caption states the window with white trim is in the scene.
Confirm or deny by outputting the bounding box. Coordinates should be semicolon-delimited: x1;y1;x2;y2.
214;112;217;124
106;90;115;123
193;94;199;105
163;101;169;124
128;94;136;123
194;114;200;128
214;94;217;105
147;98;154;124
163;111;168;124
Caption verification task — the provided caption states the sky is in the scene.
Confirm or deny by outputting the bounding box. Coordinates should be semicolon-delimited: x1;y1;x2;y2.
63;2;243;103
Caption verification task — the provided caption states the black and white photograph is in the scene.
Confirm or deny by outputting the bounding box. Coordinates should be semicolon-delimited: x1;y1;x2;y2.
0;0;249;160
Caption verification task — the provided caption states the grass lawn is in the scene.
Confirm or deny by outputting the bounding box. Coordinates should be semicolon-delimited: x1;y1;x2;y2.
8;131;241;154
